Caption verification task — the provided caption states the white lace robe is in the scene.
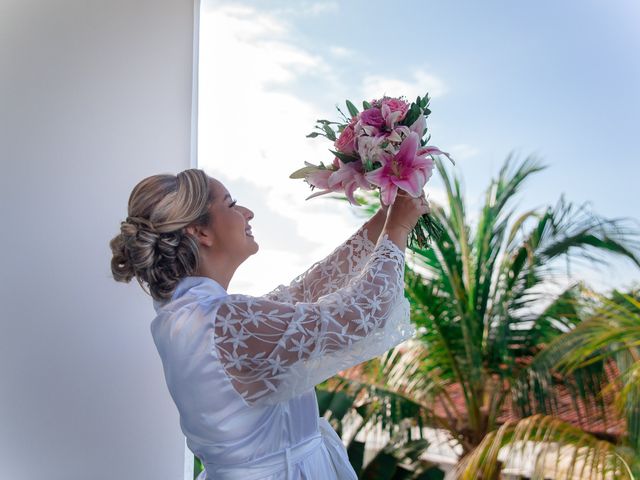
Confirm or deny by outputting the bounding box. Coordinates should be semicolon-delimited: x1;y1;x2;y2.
151;225;415;479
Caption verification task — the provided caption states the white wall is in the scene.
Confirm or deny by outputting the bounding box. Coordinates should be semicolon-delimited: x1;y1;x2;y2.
0;1;197;479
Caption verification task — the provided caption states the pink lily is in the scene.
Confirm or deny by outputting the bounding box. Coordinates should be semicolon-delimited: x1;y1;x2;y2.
304;158;342;200
356;135;386;165
305;169;332;190
409;114;426;137
383;125;410;144
364;132;435;205
381;103;404;130
327;160;372;206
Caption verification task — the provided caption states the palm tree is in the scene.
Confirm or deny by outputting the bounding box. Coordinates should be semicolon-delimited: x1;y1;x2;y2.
316;154;640;478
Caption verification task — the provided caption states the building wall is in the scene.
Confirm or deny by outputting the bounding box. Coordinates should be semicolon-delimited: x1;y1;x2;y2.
0;1;197;478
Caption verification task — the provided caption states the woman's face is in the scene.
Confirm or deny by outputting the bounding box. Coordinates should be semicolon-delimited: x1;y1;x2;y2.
200;177;258;262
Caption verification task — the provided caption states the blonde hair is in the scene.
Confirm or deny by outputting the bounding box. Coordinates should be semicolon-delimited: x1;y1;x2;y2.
109;169;213;301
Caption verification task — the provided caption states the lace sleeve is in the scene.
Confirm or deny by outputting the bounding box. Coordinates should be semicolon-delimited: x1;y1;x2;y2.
262;222;376;304
209;234;415;407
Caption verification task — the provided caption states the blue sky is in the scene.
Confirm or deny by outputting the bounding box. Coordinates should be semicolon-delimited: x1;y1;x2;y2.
198;0;639;295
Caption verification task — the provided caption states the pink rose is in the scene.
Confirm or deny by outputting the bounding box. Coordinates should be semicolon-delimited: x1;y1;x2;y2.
359;108;385;128
334;123;356;154
381;98;409;121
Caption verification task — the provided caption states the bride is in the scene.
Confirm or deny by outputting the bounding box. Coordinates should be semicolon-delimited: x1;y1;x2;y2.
110;168;429;479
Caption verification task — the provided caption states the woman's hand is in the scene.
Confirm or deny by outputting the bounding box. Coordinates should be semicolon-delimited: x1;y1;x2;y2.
382;191;430;249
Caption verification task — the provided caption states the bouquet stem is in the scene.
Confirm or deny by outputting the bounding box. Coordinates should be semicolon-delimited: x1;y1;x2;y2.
409;213;444;249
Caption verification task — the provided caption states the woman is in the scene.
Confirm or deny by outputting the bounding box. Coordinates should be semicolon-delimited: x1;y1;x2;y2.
110;168;429;479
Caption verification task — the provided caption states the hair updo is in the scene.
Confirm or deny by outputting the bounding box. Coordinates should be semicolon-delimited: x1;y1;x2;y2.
109;168;213;301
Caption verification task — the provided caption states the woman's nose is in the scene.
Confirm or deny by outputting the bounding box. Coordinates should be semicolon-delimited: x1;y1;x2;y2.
244;207;254;220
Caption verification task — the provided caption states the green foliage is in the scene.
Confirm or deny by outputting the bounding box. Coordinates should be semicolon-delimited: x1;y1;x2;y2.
329;149;359;164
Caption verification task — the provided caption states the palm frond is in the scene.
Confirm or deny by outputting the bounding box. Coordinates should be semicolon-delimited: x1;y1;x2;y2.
453;415;633;480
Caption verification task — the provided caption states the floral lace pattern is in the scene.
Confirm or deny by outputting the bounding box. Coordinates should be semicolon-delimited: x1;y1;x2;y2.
209;232;414;407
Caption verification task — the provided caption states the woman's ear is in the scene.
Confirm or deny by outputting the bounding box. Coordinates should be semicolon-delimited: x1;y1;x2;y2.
185;224;214;248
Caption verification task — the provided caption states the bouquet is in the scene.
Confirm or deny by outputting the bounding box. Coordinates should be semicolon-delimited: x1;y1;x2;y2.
289;94;454;248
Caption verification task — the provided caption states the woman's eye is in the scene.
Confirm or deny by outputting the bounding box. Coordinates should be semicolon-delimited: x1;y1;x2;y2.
229;199;237;207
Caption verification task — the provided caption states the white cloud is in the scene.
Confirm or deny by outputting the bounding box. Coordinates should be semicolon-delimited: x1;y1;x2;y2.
361;69;449;102
199;3;365;293
448;144;480;161
329;46;356;58
424;185;448;207
306;1;339;15
271;0;339;17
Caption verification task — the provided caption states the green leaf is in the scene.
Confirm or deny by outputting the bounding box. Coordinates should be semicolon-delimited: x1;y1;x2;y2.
345;99;359;118
329;149;359;163
322;124;336;141
364;158;374;171
403;104;421;127
306;132;320;138
363;100;372;110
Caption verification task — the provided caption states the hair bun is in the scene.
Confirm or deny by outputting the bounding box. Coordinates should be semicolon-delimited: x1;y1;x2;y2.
109;169;212;301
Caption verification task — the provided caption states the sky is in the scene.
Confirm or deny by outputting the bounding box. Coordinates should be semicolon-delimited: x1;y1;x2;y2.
197;0;640;297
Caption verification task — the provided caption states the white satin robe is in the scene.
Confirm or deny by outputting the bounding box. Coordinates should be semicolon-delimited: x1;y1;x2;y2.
150;224;415;479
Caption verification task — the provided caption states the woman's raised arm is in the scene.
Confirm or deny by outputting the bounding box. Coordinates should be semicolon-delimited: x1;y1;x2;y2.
209;232;412;407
